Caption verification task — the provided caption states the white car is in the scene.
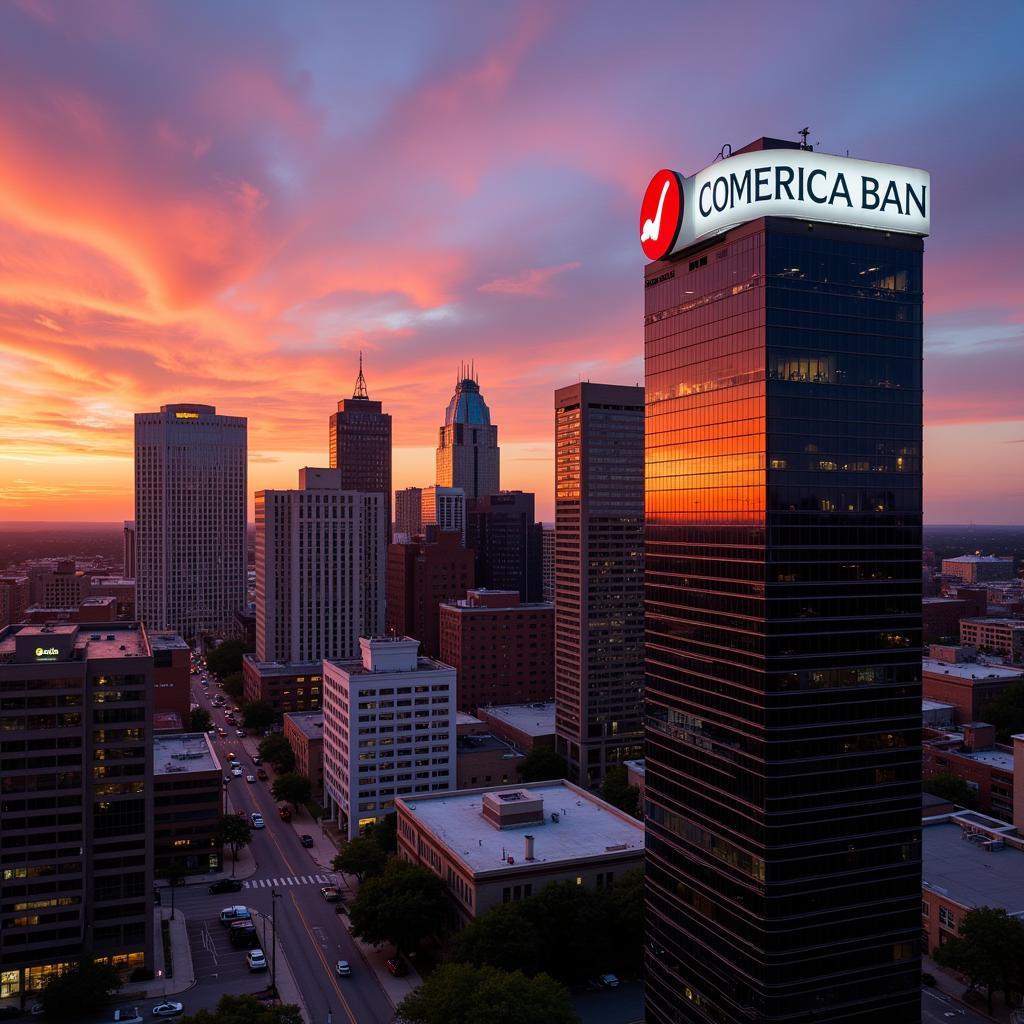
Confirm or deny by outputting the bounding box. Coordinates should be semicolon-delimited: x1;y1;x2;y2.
246;949;267;971
335;959;352;977
231;766;243;777
246;774;256;784
236;729;246;738
250;812;265;829
152;1003;184;1018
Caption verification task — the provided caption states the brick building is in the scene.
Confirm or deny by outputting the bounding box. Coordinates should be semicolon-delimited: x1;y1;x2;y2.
476;701;556;752
921;655;1023;725
940;554;1015;584
959;617;1024;663
456;733;524;789
923;722;1014;821
242;656;323;713
0;575;31;627
283;711;325;799
150;631;192;724
921;590;986;644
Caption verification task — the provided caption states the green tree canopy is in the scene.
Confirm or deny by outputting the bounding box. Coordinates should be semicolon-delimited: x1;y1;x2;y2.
220;814;253;861
180;994;302;1024
272;773;312;809
190;707;212;733
923;771;978;809
449;902;542;976
242;700;276;731
520;880;613;982
364;812;397;853
518;747;569;783
397;963;578;1024
258;734;296;773
601;766;640;818
221;671;245;702
333;835;387;882
206;640;250;678
603;869;645;972
981;680;1024;744
39;958;123;1018
349;858;453;953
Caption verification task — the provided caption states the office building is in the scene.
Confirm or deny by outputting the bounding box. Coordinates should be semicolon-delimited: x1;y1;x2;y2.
959;617;1024;662
329;355;392;543
922;722;1014;821
0;576;31;628
395;780;644;921
554;382;645;786
455;732;524;789
542;525;555;602
436;367;500;500
467;491;543;602
642;139;927;1022
283;711;325;798
149;631;192;723
922;654;1023;724
134;403;247;640
439;589;554;711
242;658;322;713
941;554;1015;584
422;486;466;543
476;701;556;752
0;622;154;998
89;577;137;620
322;636;456;839
255;467;385;664
922;593;986;644
395;486;423;540
385;531;475;659
123;521;136;579
28;559;89;609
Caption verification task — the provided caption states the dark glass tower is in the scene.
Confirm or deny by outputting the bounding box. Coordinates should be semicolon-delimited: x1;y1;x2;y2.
467;490;543;602
644;146;923;1022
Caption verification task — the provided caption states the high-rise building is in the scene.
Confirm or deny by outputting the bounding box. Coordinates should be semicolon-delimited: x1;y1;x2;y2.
0;575;30;628
329;354;393;541
386;531;475;659
541;524;555;602
641;139;927;1023
322;635;456;838
0;622;155;998
134;403;246;641
436;367;500;500
254;467;385;665
395;486;423;539
123;520;136;579
553;382;644;787
467;491;543;602
421;486;466;543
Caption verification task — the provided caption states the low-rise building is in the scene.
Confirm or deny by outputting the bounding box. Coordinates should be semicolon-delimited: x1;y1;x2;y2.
940;554;1015;585
396;780;644;920
88;576;136;620
624;758;646;806
922;698;957;729
284;711;325;799
922;595;984;644
456;733;524;789
921;656;1023;725
959;617;1024;663
476;701;556;752
923;722;1014;821
153;733;223;875
242;655;323;713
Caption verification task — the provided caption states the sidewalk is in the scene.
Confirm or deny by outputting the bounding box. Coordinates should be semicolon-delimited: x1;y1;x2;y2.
924;954;1011;1022
154;843;260;889
251;908;312;1023
119;905;196;1002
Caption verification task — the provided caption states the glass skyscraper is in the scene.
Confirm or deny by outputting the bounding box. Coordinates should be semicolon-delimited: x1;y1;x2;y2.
644;140;923;1023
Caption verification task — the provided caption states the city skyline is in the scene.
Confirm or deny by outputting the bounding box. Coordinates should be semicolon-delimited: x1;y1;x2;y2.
1;3;1023;524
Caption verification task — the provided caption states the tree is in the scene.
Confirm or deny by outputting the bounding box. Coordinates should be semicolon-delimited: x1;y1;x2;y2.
221;814;253;871
603;869;645;972
243;700;276;731
923;772;978;809
450;902;542;975
162;859;187;920
221;671;245;702
981;680;1024;744
39;958;123;1018
397;963;578;1024
520;880;612;982
191;707;212;733
259;734;295;774
333;836;387;882
349;859;453;953
272;773;312;810
365;812;397;854
518;747;569;783
180;994;302;1024
206;640;250;678
601;766;640;818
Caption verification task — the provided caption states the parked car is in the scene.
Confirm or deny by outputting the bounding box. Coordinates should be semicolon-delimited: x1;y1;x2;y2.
256;768;268;780
335;960;352;977
598;973;620;988
921;971;937;988
229;920;259;949
251;812;265;829
320;886;342;902
246;949;268;972
385;957;408;977
219;905;251;926
278;805;292;822
236;730;246;738
209;879;243;895
299;834;314;848
151;1002;184;1018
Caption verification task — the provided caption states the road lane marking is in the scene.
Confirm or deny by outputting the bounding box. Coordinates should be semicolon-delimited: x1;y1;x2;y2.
287;890;358;1024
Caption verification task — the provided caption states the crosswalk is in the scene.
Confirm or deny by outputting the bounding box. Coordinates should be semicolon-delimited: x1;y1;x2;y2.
243;873;332;889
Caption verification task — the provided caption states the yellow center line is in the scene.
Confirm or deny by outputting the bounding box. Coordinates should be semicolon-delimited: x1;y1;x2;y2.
287;889;359;1024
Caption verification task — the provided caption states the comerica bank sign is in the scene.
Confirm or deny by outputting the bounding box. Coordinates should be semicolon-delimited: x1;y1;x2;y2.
640;149;930;261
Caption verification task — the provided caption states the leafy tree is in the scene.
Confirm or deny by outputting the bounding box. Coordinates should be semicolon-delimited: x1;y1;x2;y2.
604;869;645;972
397;963;578;1024
349;858;453;953
272;773;312;810
923;771;978;809
259;734;295;773
982;680;1024;744
191;707;212;733
449;902;542;975
365;811;397;853
333;835;387;882
601;766;640;818
518;747;569;783
520;881;613;983
206;640;250;678
180;993;302;1024
221;671;245;702
39;958;123;1018
162;859;187;920
242;700;276;731
221;814;253;865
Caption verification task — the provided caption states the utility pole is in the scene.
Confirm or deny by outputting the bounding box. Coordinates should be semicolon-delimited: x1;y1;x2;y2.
270;889;282;997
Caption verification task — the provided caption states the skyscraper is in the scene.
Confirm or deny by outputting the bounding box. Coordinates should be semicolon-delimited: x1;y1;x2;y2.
395;486;423;539
134;403;246;640
553;382;644;787
436;367;500;500
467;491;543;602
642;139;926;1023
122;520;136;578
254;467;385;664
422;485;466;542
330;354;392;541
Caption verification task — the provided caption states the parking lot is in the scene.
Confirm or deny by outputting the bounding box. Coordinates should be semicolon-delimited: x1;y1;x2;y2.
185;912;271;990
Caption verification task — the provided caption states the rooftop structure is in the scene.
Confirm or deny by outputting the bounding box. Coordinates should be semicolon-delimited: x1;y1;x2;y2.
153;732;220;774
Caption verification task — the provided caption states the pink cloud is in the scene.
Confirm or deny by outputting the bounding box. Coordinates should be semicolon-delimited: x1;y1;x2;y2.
479;261;580;296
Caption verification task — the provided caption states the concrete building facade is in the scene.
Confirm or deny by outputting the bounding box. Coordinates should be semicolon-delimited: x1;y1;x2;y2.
283;711;325;799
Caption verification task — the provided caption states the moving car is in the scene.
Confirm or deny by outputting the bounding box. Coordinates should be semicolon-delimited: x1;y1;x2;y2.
225;751;235;761
278;805;292;822
385;957;408;977
236;729;246;738
250;812;265;829
246;774;256;784
151;1003;184;1018
251;755;262;765
256;768;268;780
231;765;243;777
320;886;342;902
299;834;314;848
217;728;227;738
335;960;352;977
246;949;268;972
209;879;243;895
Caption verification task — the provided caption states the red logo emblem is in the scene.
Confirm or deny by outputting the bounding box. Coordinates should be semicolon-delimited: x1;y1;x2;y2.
639;169;682;261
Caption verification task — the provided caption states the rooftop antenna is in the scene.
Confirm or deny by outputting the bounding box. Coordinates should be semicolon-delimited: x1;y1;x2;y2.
353;350;369;399
798;126;811;150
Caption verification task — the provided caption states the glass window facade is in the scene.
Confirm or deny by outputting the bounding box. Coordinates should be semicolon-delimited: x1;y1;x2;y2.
644;215;922;1023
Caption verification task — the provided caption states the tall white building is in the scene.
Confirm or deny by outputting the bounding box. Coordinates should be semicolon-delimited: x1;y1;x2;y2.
135;403;247;640
255;468;385;664
322;635;456;838
422;485;466;542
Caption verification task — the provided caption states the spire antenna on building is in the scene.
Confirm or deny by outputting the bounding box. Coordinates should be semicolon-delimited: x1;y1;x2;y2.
798;126;811;149
353;351;369;400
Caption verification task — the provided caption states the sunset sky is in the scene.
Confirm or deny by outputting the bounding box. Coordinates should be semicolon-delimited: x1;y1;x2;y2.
1;1;1022;524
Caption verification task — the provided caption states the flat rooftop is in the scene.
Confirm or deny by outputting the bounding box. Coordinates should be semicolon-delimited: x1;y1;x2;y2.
477;701;556;736
922;699;957;713
284;711;324;739
149;631;190;651
243;655;323;677
398;780;643;876
623;758;646;777
0;622;148;661
153;732;219;775
923;821;1024;914
922;658;1023;681
961;617;1024;627
457;733;523;756
963;749;1014;772
943;555;1013;564
324;656;450;676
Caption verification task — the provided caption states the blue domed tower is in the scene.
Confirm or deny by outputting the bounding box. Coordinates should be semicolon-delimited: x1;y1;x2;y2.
436;363;500;500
